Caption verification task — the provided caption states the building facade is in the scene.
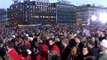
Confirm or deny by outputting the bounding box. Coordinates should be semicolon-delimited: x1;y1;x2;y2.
8;1;56;25
0;9;8;25
76;4;107;24
37;0;49;3
8;1;77;25
56;2;76;23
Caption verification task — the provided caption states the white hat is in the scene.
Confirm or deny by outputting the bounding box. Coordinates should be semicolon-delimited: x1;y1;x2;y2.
12;35;16;38
100;39;107;48
25;34;29;37
28;37;33;41
26;49;32;55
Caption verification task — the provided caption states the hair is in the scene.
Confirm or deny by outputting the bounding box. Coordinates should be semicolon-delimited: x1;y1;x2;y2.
62;38;69;44
49;38;55;42
6;41;14;48
0;47;6;57
20;44;28;58
88;40;95;46
71;46;80;57
82;46;92;56
75;35;82;41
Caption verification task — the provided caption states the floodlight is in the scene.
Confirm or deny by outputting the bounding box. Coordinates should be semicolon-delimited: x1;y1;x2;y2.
99;13;107;23
91;15;97;21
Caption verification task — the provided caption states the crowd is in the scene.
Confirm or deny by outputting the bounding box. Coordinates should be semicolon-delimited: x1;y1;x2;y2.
0;24;107;60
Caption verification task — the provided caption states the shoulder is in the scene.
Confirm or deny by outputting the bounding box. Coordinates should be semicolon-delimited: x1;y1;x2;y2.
99;54;107;60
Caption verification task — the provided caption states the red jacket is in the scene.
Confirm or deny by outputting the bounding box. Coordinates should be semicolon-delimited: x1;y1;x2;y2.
41;44;48;60
24;41;31;49
36;54;45;60
51;44;60;56
8;48;19;60
19;54;31;60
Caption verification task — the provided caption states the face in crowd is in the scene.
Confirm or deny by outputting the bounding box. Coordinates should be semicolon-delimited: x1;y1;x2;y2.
82;47;89;56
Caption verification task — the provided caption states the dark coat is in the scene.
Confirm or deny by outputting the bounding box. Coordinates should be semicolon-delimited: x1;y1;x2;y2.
90;47;99;59
67;55;83;60
61;39;84;60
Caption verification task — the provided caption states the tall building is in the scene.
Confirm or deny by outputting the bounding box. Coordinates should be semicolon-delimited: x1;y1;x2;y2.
0;9;8;25
23;0;30;2
8;1;77;25
37;0;49;3
56;2;77;23
76;4;107;24
7;1;56;25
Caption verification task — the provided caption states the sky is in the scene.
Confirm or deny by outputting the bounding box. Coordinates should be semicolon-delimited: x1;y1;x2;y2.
0;0;107;9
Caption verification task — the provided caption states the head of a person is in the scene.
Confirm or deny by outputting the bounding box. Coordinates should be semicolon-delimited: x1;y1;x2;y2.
100;39;107;51
88;41;95;49
91;37;96;42
62;38;69;47
46;36;50;40
82;46;90;56
74;35;81;44
6;41;14;49
49;38;55;46
71;46;80;57
0;40;3;48
55;37;60;42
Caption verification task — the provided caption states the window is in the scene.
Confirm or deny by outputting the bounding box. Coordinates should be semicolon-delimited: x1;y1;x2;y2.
30;6;33;8
43;16;45;18
34;16;39;18
27;6;29;8
16;6;18;8
40;16;42;18
20;9;22;11
33;6;35;8
11;7;13;9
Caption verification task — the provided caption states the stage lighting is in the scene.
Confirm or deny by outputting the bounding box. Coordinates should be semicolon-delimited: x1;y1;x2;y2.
99;13;107;23
91;15;97;21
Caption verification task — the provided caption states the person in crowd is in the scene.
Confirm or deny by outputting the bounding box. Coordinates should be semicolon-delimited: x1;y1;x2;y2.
50;51;61;60
19;44;32;60
99;39;107;60
6;41;19;60
69;35;84;54
1;24;107;60
61;38;70;60
67;46;83;60
36;45;45;60
55;37;61;51
82;46;96;60
40;40;48;60
49;38;60;57
87;40;99;59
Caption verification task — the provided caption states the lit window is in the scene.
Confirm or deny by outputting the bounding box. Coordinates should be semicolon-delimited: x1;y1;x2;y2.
31;14;32;16
16;6;18;8
35;2;37;4
20;9;22;11
27;6;29;8
11;7;13;9
33;6;35;8
34;16;39;18
43;16;45;18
